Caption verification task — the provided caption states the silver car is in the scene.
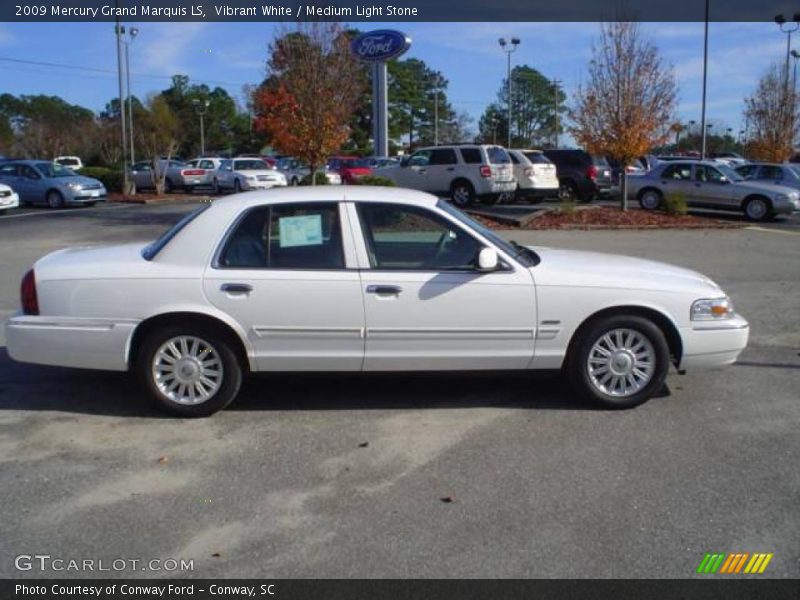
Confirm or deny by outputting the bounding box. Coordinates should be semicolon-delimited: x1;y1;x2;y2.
130;159;208;193
276;157;341;185
736;163;800;192
0;160;106;208
214;158;288;193
627;160;800;221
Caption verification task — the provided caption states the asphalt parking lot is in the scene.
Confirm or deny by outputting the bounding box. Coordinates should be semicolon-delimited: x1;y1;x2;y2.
0;201;798;579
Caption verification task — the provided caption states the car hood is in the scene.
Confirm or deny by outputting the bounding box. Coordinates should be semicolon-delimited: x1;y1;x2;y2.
34;243;149;280
529;246;722;295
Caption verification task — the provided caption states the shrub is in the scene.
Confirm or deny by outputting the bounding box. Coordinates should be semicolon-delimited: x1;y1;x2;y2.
77;167;123;193
663;192;688;216
300;172;330;186
351;175;396;187
559;199;577;216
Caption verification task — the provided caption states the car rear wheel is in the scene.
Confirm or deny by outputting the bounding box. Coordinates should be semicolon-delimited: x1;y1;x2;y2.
164;178;174;193
234;179;242;193
566;315;669;409
213;179;221;194
450;180;475;207
46;190;65;209
743;196;772;222
558;181;578;202
137;327;242;417
638;189;663;211
290;177;299;186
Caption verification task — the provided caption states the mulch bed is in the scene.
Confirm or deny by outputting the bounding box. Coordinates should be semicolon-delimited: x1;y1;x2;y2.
471;206;745;231
108;192;213;204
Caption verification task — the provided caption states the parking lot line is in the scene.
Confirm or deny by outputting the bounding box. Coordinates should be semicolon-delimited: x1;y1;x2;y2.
0;204;129;220
745;226;800;236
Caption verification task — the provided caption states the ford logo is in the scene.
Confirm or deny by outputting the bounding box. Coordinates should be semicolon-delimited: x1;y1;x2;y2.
350;30;411;62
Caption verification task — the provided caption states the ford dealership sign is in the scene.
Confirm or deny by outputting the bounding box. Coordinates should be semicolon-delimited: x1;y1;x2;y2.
350;30;411;62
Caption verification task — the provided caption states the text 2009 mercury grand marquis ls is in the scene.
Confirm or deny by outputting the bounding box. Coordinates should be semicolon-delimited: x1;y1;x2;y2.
6;187;749;416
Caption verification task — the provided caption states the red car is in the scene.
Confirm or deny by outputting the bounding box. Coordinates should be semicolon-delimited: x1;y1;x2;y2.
327;156;372;184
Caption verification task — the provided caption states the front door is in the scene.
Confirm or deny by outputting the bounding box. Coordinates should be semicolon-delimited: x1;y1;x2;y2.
394;150;432;190
353;202;536;371
203;202;365;371
693;164;736;209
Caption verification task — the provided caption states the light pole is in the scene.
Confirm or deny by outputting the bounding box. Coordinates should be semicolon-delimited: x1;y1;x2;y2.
775;14;800;88
121;26;138;164
688;120;696;153
553;78;561;148
498;37;520;148
433;89;439;145
192;99;210;156
792;48;800;95
700;0;710;159
114;10;128;195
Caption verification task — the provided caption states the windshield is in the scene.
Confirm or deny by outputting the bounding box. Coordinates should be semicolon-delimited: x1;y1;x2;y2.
716;164;744;182
234;160;267;171
437;200;539;267
142;205;209;261
35;162;74;177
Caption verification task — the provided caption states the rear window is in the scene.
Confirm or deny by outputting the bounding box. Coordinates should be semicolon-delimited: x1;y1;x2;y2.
524;152;551;164
57;158;80;166
460;148;482;164
487;147;511;165
142;205;209;261
591;155;609;166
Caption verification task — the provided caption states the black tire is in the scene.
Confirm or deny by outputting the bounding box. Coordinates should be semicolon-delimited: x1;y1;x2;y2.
46;190;65;209
184;185;194;194
558;180;579;202
743;196;773;222
638;188;663;211
565;315;670;410
290;177;299;186
213;179;221;194
164;178;175;193
137;325;242;417
450;179;475;207
234;179;242;193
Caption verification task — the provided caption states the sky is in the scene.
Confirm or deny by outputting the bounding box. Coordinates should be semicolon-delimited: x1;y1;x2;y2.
0;21;794;142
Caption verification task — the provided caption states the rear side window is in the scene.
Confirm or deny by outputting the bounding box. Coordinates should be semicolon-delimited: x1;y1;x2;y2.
142;205;210;261
591;155;609;166
218;203;344;270
429;149;458;165
460;148;482;164
524;152;551;164
487;147;511;164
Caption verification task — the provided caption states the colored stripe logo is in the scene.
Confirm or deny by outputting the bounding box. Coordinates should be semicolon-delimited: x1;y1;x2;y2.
696;553;773;574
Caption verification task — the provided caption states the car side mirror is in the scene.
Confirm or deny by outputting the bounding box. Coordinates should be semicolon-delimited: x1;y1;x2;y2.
477;247;499;271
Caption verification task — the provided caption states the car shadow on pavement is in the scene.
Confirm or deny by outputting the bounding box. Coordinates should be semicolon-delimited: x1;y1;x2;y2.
0;348;602;417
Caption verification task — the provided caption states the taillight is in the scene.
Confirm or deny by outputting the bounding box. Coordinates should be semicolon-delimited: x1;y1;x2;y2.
21;269;39;315
587;165;598;180
182;169;205;176
480;165;492;178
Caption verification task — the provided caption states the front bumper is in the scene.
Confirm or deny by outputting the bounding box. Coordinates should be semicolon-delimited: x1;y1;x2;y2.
0;192;19;210
678;314;749;371
68;187;107;204
773;198;800;215
6;315;138;371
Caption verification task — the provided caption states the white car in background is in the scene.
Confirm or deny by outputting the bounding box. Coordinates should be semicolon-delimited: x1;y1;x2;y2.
0;182;19;212
508;149;559;203
53;156;83;171
6;187;748;417
214;158;287;193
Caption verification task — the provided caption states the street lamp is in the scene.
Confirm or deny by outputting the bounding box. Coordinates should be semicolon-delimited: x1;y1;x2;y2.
775;14;800;87
791;48;800;96
121;26;138;164
113;13;128;195
192;99;210;156
498;36;520;148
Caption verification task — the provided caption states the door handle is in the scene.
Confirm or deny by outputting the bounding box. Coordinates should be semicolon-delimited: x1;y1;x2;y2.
221;283;253;294
366;285;402;295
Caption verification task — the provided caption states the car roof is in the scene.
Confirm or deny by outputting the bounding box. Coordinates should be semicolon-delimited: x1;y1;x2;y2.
212;185;438;209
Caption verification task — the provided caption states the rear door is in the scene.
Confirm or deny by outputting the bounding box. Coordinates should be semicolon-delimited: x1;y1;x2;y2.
203;201;365;371
425;148;459;193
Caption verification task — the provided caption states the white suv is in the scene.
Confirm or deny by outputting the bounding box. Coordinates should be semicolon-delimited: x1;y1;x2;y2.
382;144;516;206
508;149;559;203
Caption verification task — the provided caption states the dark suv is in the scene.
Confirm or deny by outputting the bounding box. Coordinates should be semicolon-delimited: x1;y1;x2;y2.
543;149;613;202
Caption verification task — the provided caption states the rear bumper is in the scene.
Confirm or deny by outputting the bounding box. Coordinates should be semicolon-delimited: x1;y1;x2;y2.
678;315;749;371
5;315;139;371
0;192;19;210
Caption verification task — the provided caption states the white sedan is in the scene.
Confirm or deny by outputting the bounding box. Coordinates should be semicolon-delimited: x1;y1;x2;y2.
213;158;287;193
6;187;749;417
0;182;20;212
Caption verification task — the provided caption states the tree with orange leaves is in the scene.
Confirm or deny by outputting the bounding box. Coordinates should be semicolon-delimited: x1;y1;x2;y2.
743;62;798;163
570;22;677;210
254;23;365;184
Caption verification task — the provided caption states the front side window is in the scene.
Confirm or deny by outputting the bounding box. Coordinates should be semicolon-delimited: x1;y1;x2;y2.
408;150;431;167
218;203;344;270
22;165;42;180
358;203;481;271
760;166;783;180
34;162;70;177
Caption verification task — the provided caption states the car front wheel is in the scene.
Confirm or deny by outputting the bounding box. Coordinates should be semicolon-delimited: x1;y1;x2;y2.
138;327;242;417
638;189;663;211
47;190;65;209
743;196;772;221
566;315;669;409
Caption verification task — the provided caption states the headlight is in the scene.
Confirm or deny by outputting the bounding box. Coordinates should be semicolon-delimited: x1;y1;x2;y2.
67;182;83;191
776;193;791;201
691;297;735;321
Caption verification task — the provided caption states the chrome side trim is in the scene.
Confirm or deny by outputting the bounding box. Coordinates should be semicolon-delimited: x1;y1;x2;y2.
366;328;535;340
252;326;365;339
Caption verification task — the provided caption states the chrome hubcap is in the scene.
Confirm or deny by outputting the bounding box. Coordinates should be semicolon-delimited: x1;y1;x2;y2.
587;328;655;397
747;200;766;219
642;192;659;209
152;336;223;405
452;188;469;205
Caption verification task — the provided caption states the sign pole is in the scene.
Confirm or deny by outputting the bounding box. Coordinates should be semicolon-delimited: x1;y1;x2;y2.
373;62;389;157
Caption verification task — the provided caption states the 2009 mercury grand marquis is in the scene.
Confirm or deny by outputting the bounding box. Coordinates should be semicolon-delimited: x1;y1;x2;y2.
6;187;749;416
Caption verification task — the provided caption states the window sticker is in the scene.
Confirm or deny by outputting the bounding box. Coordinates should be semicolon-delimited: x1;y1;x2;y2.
279;214;323;247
